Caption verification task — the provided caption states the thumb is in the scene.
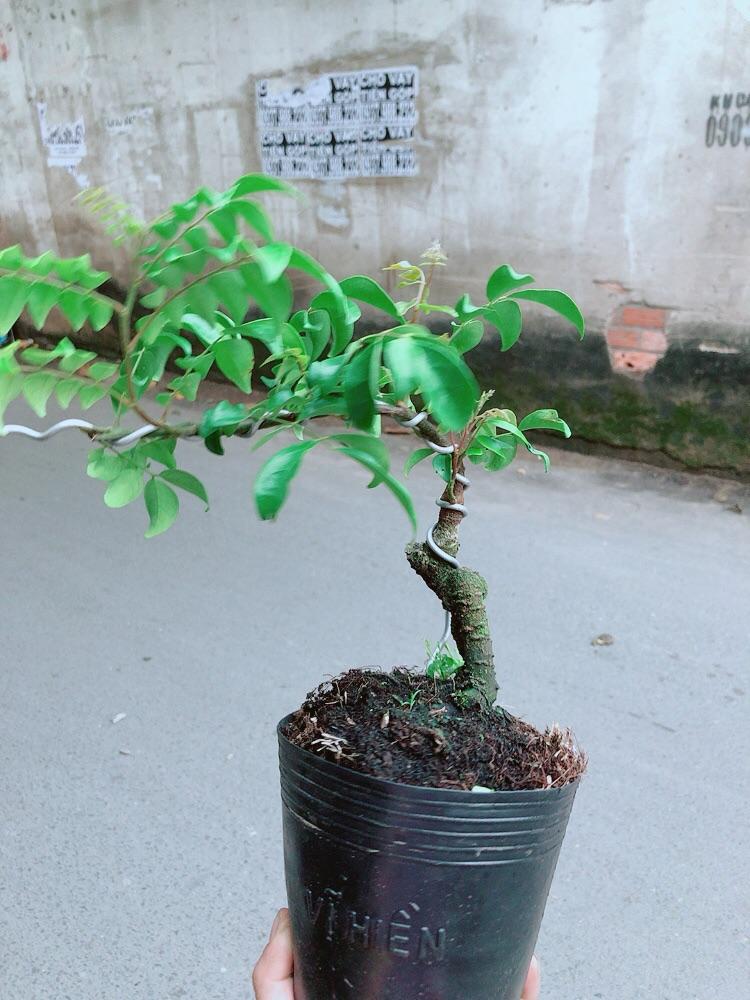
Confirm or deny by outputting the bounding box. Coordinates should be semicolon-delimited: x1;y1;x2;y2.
252;909;295;1000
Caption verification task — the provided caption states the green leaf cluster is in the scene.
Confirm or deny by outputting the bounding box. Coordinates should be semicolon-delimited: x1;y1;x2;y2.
0;337;118;423
87;438;209;537
1;172;585;539
0;245;117;336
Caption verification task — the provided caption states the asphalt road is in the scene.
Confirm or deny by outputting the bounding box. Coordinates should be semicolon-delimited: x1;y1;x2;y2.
2;399;749;1000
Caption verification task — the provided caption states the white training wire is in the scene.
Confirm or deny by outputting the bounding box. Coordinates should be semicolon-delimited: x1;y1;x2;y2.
1;418;158;446
391;405;471;663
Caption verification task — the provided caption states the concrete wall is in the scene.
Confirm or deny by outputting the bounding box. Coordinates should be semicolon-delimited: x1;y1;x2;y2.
2;0;749;470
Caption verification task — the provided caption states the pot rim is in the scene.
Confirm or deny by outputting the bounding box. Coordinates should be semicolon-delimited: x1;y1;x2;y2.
277;713;581;802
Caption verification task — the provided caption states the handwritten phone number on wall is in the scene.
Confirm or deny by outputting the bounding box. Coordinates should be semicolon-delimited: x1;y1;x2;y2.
705;92;750;147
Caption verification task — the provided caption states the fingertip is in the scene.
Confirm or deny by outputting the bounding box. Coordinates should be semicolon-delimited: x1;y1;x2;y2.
522;954;541;1000
269;907;290;939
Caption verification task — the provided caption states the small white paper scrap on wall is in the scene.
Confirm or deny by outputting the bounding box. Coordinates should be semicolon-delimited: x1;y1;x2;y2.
37;102;88;187
256;66;419;180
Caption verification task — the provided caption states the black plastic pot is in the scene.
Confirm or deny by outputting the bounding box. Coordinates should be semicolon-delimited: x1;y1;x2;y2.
278;717;579;1000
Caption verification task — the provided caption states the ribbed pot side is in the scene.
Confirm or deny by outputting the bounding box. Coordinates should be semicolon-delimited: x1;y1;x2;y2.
278;719;579;1000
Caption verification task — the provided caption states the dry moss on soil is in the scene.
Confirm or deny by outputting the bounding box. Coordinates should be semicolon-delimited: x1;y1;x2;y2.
284;668;586;792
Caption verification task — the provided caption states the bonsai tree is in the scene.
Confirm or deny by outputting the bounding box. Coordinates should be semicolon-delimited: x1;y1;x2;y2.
1;173;587;998
0;174;583;711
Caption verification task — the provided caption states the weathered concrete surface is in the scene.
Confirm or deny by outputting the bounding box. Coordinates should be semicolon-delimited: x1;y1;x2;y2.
2;0;749;468
1;397;749;999
3;0;750;329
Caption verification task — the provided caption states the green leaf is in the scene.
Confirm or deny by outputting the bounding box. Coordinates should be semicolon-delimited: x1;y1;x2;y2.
484;300;523;351
20;347;55;367
343;343;381;430
151;217;180;240
230;174;297;198
206;206;237;243
160;468;209;509
383;335;422;400
79;384;108;409
254;242;293;284
0;276;28;335
0;372;23;424
518;408;572;437
404;447;433;474
87;448;124;481
183;226;211;251
23;250;56;276
230;199;275;241
182;281;218;321
149;261;188;289
175;353;213;378
454;293;483;322
53;253;92;283
59;348;97;373
50;337;76;359
329;433;390;474
55;378;83;408
418;339;479;430
483;418;550;471
450;318;485;354
0;343;21;375
140;439;177;468
417;302;457;318
58;290;89;331
26;284;60;328
198;400;247;441
140;286;167;309
486;265;535;300
239;264;293;323
181;313;221;347
104;467;145;508
280;322;305;355
208;270;249;324
168;371;202;400
254;440;319;519
337;447;417;532
236;317;282;353
88;361;119;381
339;275;401;319
307;355;345;394
21;372;57;417
476;434;517;471
144;478;180;537
0;245;23;269
300;309;331;361
213;337;254;392
510;289;585;338
432;452;452;482
310;290;360;355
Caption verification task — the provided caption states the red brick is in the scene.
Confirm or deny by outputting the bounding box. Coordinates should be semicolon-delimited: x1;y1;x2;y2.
610;349;661;375
619;305;667;328
606;326;667;352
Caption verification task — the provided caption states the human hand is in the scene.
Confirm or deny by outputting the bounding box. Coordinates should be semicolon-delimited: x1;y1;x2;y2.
252;908;541;999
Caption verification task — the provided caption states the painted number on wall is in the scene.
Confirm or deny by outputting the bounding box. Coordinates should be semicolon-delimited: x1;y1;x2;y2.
705;93;750;147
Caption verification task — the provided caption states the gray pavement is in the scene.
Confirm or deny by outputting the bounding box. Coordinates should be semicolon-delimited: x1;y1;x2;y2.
1;399;749;1000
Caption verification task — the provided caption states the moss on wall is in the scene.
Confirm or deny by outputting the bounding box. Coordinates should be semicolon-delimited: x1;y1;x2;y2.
469;328;750;475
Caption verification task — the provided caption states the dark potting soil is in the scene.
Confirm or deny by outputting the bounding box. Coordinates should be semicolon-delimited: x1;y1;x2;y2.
284;668;586;791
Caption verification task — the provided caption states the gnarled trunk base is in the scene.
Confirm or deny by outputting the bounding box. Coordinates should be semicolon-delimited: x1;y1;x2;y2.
406;541;498;707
